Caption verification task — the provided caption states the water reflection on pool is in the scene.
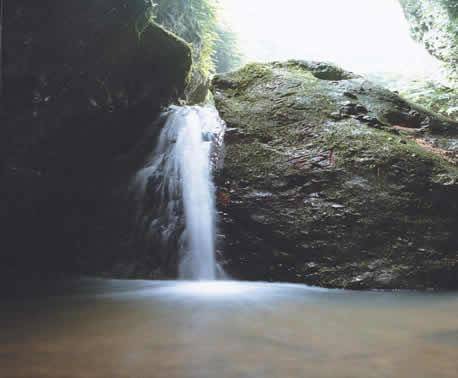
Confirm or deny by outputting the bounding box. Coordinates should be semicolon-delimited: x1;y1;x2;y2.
1;279;457;378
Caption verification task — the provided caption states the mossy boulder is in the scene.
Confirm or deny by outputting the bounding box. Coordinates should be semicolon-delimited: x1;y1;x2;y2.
213;61;458;290
1;0;192;276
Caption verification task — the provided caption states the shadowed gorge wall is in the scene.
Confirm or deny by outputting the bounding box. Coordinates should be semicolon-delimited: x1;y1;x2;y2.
1;0;192;277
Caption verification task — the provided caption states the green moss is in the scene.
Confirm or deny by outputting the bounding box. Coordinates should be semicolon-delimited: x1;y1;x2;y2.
229;63;275;90
213;61;458;289
321;120;458;182
282;60;358;81
400;82;458;120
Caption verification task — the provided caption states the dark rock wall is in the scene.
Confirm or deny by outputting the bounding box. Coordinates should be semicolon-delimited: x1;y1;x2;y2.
1;0;192;277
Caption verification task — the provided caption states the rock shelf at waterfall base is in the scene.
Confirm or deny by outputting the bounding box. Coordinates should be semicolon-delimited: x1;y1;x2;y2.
213;61;458;290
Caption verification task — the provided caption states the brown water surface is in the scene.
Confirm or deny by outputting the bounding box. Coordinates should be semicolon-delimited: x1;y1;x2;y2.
1;279;457;378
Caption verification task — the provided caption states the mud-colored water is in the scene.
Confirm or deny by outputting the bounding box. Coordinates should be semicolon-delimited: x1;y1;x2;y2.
1;279;457;378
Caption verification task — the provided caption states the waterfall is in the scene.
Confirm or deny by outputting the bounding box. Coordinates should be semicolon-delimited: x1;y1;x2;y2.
131;105;225;280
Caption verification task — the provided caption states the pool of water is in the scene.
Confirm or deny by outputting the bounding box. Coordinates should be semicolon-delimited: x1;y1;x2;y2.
1;279;457;378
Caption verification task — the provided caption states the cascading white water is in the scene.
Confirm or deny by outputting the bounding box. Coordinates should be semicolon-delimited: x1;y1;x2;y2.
131;105;225;280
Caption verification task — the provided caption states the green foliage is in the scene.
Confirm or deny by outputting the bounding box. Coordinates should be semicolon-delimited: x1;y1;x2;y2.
400;0;457;82
440;0;458;19
214;25;242;73
400;81;458;120
153;0;218;78
152;0;241;77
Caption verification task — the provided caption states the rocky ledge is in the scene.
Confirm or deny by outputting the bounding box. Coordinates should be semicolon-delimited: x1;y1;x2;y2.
213;61;458;290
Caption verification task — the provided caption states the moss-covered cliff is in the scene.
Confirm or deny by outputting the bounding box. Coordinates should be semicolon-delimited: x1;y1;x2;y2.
213;61;458;289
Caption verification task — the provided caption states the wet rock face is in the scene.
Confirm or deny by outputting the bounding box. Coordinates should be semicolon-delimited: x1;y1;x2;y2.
213;61;458;290
400;0;458;81
1;0;192;276
3;0;191;171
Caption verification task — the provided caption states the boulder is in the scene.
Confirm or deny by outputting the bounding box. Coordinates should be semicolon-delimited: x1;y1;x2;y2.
213;61;458;289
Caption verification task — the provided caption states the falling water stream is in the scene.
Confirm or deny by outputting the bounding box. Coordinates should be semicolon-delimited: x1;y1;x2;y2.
131;105;225;280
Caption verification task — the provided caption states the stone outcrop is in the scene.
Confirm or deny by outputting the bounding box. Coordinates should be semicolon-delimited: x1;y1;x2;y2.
213;61;458;289
1;0;192;277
